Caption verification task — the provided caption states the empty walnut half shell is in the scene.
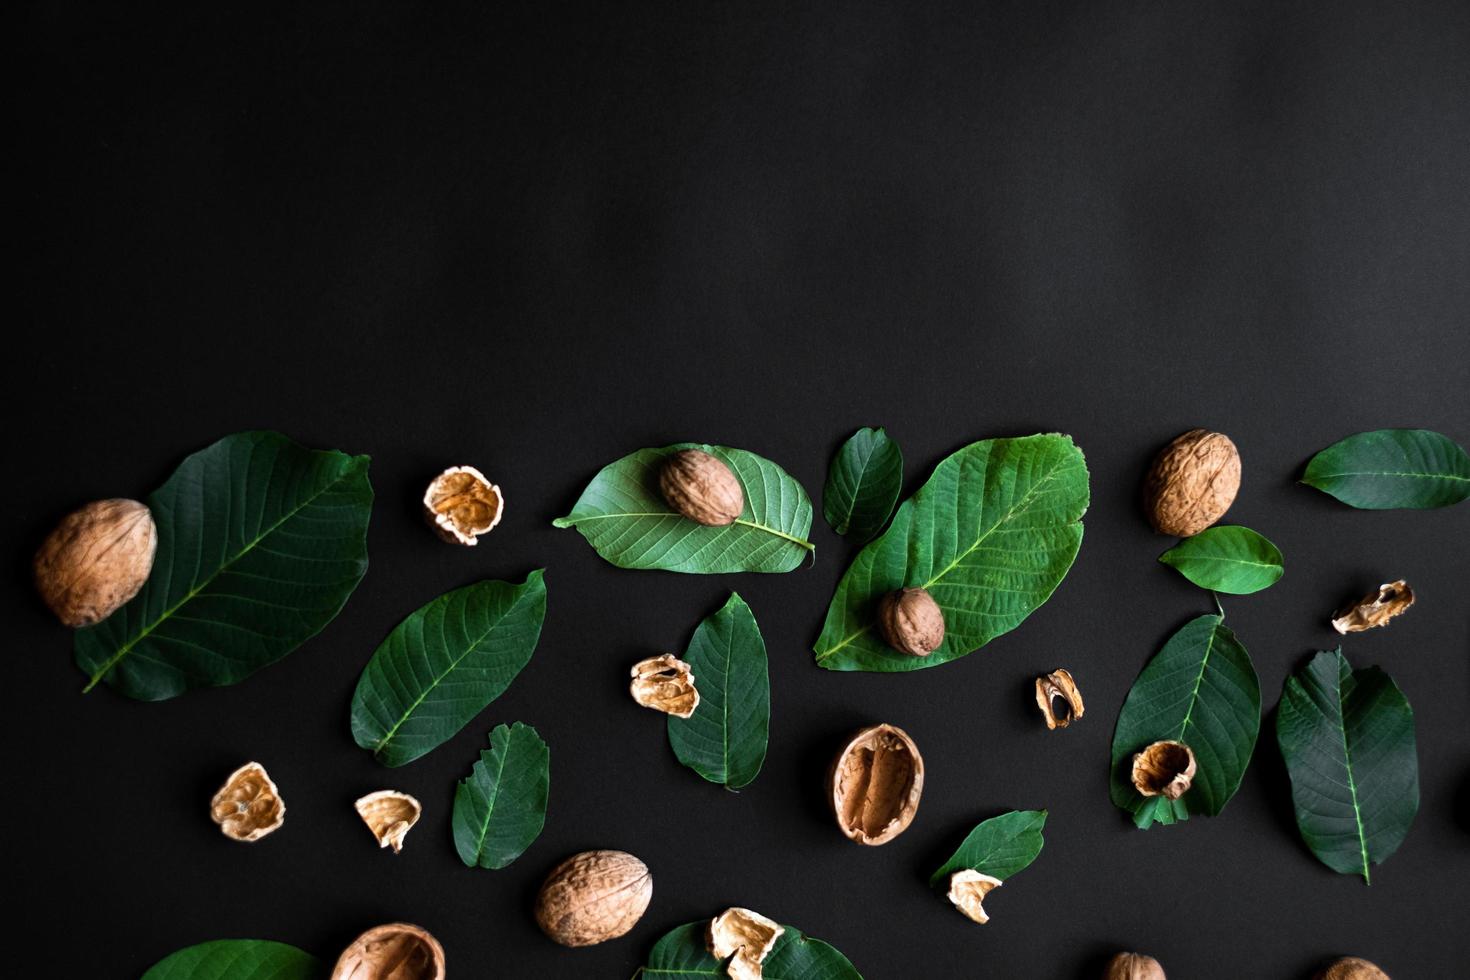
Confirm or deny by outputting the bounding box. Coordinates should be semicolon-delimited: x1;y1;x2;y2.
629;654;700;719
707;907;784;980
354;791;422;853
330;923;445;980
1104;952;1167;980
828;723;924;846
1131;740;1197;800
947;870;1003;924
423;465;503;545
210;762;285;842
1035;668;1084;729
1332;580;1414;634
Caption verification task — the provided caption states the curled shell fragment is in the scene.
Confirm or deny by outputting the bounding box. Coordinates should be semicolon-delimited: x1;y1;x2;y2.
210;762;285;842
423;466;504;545
629;654;700;719
354;790;422;853
707;907;784;980
1332;581;1414;634
1131;740;1197;800
946;870;1003;924
1035;668;1085;730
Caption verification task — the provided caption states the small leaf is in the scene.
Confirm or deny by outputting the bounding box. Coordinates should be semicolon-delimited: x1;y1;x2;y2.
1276;649;1418;883
929;809;1047;887
1158;525;1284;594
639;921;862;979
1302;428;1470;509
823;427;903;540
141;939;321;980
667;593;769;789
452;722;550;869
552;443;814;573
1109;614;1262;829
351;571;547;767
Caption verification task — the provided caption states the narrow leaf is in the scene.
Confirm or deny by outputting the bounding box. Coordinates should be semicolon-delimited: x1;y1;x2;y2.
823;427;903;541
452;722;550;869
142;939;321;980
351;571;547;767
1158;525;1284;594
640;921;862;979
1302;428;1470;509
1276;649;1418;882
929;809;1047;887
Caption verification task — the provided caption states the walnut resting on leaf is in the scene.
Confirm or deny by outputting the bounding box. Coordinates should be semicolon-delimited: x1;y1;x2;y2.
1143;429;1240;536
423;465;503;545
209;762;285;842
659;450;745;526
877;587;945;656
1104;952;1166;980
330;923;445;980
33;498;157;627
1331;581;1414;634
827;723;924;845
707;907;784;980
1035;668;1084;729
947;870;1003;924
354;790;422;853
629;654;700;719
534;850;652;947
1314;957;1389;980
1131;741;1197;800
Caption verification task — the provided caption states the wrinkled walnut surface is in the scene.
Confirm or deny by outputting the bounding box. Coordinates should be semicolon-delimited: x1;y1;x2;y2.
210;762;285;842
707;907;784;980
33;498;157;627
828;723;924;845
330;923;445;980
534;850;652;947
1035;668;1085;729
354;790;422;853
659;450;745;526
1131;740;1197;800
1103;952;1167;980
1315;957;1390;980
1143;429;1240;536
1332;581;1414;634
422;466;503;545
947;870;1002;924
629;653;700;719
877;587;945;656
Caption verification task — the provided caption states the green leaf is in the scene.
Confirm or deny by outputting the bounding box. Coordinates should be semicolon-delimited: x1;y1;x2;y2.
667;593;769;789
1302;428;1470;509
141;939;321;980
452;722;550;869
351;571;547;767
1158;525;1284;594
1109;614;1261;829
823;427;903;541
639;921;862;979
929;809;1047;888
76;431;372;701
1276;649;1418;883
552;443;814;573
812;434;1089;672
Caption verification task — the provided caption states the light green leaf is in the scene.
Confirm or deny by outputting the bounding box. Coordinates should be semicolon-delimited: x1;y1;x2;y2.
823;427;903;541
552;443;814;573
452;722;550;869
1302;428;1470;509
812;434;1089;672
1276;649;1418;883
351;571;547;767
1158;525;1283;594
1109;614;1261;829
667;593;769;789
76;431;372;701
141;939;321;980
929;809;1047;887
639;921;862;979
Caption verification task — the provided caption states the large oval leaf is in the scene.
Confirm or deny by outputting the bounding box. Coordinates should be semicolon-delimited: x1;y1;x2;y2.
1302;428;1470;509
1158;525;1283;594
452;721;550;869
1109;613;1262;829
823;426;903;541
812;434;1089;672
552;443;814;573
142;939;321;979
667;593;769;790
929;809;1046;887
639;921;862;979
351;571;547;767
1276;649;1418;882
76;431;372;701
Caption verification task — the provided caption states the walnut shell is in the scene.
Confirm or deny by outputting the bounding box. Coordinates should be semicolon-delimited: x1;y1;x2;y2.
330;923;445;980
1142;429;1240;536
534;850;652;947
423;465;503;545
1103;952;1166;980
877;588;945;656
1131;740;1197;800
1331;581;1414;634
1035;668;1085;730
659;450;745;526
947;870;1002;924
1314;957;1389;980
209;762;285;842
33;498;157;627
629;653;700;719
707;907;784;980
827;723;924;845
354;790;422;854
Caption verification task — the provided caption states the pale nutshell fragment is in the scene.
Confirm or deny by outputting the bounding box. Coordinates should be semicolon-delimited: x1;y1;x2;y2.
1332;581;1414;634
1104;951;1167;980
330;922;445;980
1131;740;1197;800
423;465;503;545
1035;668;1085;730
946;869;1003;924
210;762;285;842
629;654;700;719
354;790;422;854
827;723;925;845
707;907;784;980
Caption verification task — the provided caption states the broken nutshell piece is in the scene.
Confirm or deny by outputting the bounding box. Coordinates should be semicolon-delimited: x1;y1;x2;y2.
1314;957;1390;980
1103;952;1167;980
534;850;652;947
354;790;422;854
33;498;158;628
423;465;503;545
1131;740;1197;800
946;870;1003;924
877;587;945;657
1035;668;1085;729
1143;429;1241;537
1331;581;1414;635
707;907;784;980
629;653;700;719
330;923;445;980
659;449;745;526
827;723;925;845
209;762;285;842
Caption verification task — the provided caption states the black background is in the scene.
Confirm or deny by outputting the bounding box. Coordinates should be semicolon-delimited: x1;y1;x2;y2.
17;2;1470;977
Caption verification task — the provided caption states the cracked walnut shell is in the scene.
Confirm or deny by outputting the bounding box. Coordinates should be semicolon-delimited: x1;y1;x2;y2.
707;907;784;980
534;850;652;947
33;498;157;627
423;466;503;545
210;762;285;842
947;870;1003;924
330;923;445;980
1131;740;1197;800
1035;668;1084;729
629;654;700;719
828;723;924;845
877;587;945;657
1332;581;1414;634
659;450;745;526
354;790;422;853
1143;429;1240;536
1314;957;1389;980
1104;952;1167;980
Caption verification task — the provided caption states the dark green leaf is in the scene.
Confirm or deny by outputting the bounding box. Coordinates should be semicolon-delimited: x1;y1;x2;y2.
639;921;862;979
351;571;547;767
1302;428;1470;509
812;434;1089;672
1109;614;1261;829
1158;525;1284;594
552;443;814;573
141;940;321;980
1276;649;1418;882
452;722;550;869
667;593;769;789
823;427;903;541
929;809;1047;887
76;431;372;701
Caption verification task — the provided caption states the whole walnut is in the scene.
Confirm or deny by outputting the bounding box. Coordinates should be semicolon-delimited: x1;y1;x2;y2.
659;450;744;526
877;587;945;656
1315;957;1389;980
1103;951;1166;980
1142;429;1240;536
534;850;652;947
33;499;157;627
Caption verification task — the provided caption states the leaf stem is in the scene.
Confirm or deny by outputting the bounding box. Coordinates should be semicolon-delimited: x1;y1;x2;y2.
732;518;815;551
1213;592;1225;619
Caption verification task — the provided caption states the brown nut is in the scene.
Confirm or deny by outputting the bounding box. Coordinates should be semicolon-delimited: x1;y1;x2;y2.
707;907;784;980
947;870;1003;924
330;923;445;980
534;850;652;947
1103;952;1166;980
659;450;745;526
1035;668;1085;729
33;498;157;627
209;762;285;842
1332;581;1414;634
827;723;924;845
354;790;422;854
423;465;503;545
877;588;945;657
1314;957;1390;980
1143;429;1240;536
1131;740;1197;800
629;654;700;719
